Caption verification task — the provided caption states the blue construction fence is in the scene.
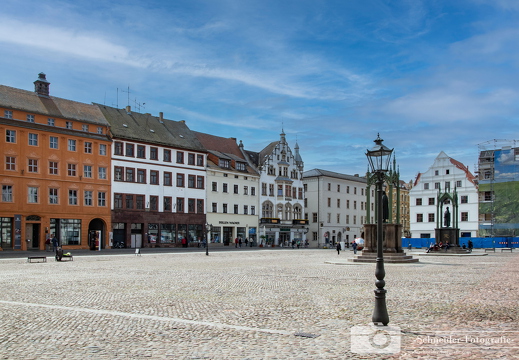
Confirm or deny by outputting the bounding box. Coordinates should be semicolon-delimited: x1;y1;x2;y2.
403;237;519;249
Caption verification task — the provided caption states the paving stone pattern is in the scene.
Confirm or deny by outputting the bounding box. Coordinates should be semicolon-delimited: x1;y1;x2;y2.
0;249;517;359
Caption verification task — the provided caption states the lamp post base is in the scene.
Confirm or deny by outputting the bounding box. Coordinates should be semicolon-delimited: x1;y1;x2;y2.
372;288;389;326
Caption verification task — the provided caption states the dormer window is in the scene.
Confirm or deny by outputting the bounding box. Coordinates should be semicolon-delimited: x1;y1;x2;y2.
236;162;246;171
219;159;230;168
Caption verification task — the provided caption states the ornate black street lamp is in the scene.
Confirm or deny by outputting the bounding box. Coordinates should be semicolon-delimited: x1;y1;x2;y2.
205;222;212;256
366;134;393;326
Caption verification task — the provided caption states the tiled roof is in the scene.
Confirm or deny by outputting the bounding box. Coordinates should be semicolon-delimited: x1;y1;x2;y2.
450;157;477;184
303;169;367;183
194;132;244;159
95;104;205;151
0;85;108;125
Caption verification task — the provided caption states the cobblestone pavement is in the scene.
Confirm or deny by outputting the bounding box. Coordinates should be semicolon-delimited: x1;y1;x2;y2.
0;249;517;359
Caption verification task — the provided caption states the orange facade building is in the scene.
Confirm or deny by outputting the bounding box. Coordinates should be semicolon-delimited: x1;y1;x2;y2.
0;73;111;251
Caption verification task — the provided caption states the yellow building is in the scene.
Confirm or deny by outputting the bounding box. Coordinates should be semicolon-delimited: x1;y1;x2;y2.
0;73;112;251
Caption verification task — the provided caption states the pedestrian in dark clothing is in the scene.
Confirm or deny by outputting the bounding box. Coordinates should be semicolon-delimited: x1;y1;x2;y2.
336;242;341;255
468;240;473;253
51;234;59;253
352;240;358;254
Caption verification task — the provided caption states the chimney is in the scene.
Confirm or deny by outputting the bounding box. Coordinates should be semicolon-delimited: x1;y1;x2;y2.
126;105;131;114
34;72;50;97
159;112;164;123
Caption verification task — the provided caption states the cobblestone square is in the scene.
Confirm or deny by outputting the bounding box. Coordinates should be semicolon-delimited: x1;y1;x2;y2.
0;249;518;359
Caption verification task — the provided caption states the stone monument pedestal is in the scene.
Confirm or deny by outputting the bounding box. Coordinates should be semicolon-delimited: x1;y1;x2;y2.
432;228;469;253
349;223;419;263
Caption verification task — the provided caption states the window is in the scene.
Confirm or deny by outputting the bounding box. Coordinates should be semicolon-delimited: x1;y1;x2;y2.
188;153;195;165
126;143;134;157
47;163;61;178
197;154;204;166
197;176;204;189
244;205;248;215
114;194;123;209
456;180;462;188
28;159;38;173
2;185;13;202
461;212;468;221
188;199;195;213
163;149;171;162
99;144;107;156
100;193;111;208
28;133;38;146
68;190;78;205
164;196;172;211
327;198;331;207
188;175;196;188
197;199;204;213
244;186;249;195
446;169;450;175
67;164;76;176
177;174;185;187
445;181;450;190
236;162;246;171
428;213;435;222
416;198;422;206
137;169;146;183
164;172;172;186
126;168;134;182
137;145;146;158
219;159;230;168
176;198;184;212
27;114;35;123
347;200;350;209
84;191;92;206
150;147;158;160
354;201;357;210
68;139;76;151
223;183;228;193
150;196;158;211
251;206;256;215
47;136;58;149
428;198;435;205
114;166;124;181
347;186;350;194
434;182;440;189
83;165;92;178
212;203;217;212
176;151;184;163
435;170;439;176
4;110;13;119
126;195;133;209
97;127;103;134
49;188;59;204
28;187;38;203
234;204;239;214
98;167;107;180
417;214;423;222
337;199;340;208
212;182;217;192
150;170;159;185
136;195;144;209
5;157;16;171
234;184;239;194
223;203;228;213
6;130;16;143
461;195;468;204
114;142;123;155
424;183;429;190
84;142;92;154
82;124;89;132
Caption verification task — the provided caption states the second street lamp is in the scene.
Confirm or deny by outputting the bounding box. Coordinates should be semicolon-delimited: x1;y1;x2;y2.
366;133;393;326
205;222;212;256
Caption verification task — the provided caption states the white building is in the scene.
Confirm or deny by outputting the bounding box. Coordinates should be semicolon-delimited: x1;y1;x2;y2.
303;169;372;248
409;151;478;239
98;105;207;248
194;132;260;245
243;131;306;246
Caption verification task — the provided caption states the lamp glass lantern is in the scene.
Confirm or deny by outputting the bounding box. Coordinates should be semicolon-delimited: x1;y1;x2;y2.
366;134;393;174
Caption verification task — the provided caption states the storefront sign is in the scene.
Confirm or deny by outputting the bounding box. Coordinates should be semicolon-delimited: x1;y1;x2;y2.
219;221;240;225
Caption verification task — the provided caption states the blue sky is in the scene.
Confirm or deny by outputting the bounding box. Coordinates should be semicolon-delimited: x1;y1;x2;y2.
1;0;519;181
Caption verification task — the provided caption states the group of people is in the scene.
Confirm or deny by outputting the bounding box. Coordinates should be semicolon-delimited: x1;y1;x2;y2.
45;233;59;252
234;237;250;248
336;236;364;255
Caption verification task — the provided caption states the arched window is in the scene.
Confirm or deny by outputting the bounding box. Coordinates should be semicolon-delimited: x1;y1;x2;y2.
285;203;292;220
277;204;283;219
262;201;273;218
293;204;302;220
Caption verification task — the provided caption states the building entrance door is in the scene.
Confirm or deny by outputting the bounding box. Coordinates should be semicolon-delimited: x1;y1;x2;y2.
131;234;142;248
279;233;290;246
24;223;40;249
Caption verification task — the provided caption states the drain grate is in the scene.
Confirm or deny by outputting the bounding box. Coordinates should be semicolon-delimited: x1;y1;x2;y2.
294;332;320;338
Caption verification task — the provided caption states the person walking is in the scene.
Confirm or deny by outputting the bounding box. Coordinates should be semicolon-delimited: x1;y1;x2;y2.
336;242;341;255
352;239;358;254
51;234;59;253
